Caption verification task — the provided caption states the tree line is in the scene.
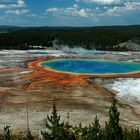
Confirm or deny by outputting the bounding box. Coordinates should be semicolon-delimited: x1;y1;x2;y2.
1;100;140;140
0;26;140;51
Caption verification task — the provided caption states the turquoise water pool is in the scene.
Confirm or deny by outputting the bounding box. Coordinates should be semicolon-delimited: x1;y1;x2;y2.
41;59;140;75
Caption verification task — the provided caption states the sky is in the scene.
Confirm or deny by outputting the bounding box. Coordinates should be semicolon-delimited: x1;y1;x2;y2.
0;0;140;27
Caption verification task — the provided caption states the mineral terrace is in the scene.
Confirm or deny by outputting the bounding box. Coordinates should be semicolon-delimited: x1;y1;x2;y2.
0;49;140;134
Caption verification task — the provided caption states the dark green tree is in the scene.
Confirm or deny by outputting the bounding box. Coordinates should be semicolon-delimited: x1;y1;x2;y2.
24;131;34;140
123;127;140;140
41;102;75;140
3;126;13;140
72;123;88;140
130;128;140;140
105;100;123;140
85;116;102;140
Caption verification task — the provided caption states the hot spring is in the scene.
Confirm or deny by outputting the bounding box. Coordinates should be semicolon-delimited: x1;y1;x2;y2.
40;59;140;75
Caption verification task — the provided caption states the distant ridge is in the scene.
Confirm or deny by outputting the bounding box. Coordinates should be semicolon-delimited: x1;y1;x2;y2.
0;24;140;30
0;24;140;51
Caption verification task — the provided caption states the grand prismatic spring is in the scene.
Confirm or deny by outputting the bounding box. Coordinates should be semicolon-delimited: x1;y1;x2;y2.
40;59;140;75
26;58;140;90
1;50;140;133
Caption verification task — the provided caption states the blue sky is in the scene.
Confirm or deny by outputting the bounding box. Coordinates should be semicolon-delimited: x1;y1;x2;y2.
0;0;140;27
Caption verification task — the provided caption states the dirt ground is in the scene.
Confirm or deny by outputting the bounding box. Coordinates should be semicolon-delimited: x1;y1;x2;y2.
0;50;140;135
0;74;140;134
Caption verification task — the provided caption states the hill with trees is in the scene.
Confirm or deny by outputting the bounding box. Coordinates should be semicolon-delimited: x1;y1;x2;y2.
0;25;140;51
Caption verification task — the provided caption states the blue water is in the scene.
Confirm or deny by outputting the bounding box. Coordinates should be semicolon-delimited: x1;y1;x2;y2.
41;59;140;74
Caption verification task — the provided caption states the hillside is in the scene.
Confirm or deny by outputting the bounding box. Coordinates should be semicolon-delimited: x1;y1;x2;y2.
0;25;140;51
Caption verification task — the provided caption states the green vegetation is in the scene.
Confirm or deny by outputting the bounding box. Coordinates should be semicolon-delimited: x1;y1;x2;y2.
0;100;140;140
1;25;140;51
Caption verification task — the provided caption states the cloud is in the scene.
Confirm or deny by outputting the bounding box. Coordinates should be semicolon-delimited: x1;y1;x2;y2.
74;1;140;17
5;9;30;15
45;6;99;18
0;0;15;2
17;0;25;7
75;0;121;5
102;1;140;16
73;4;79;8
0;14;27;24
79;9;88;17
45;1;140;23
0;0;25;9
0;4;6;8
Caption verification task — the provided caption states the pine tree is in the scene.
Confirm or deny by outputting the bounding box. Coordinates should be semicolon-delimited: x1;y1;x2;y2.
85;116;102;140
72;123;87;140
129;128;140;140
46;102;62;131
105;100;122;140
24;131;34;140
3;126;13;140
41;102;75;140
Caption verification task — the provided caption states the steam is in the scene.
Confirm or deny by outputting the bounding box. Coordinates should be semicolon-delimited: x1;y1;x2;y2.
52;39;104;54
61;46;104;54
